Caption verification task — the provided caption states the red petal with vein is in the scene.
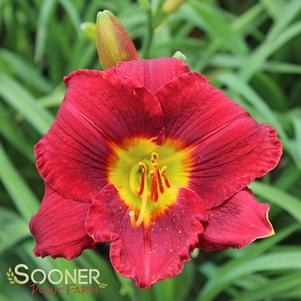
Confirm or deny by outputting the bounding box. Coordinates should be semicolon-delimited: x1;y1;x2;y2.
35;70;164;202
29;185;95;259
156;72;282;209
112;58;189;93
199;188;274;250
85;184;207;288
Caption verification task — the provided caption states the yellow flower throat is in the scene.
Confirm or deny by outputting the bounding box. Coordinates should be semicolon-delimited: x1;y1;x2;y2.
108;138;192;227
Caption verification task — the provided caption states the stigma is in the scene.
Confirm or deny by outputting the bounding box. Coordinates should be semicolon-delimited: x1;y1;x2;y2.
129;152;171;227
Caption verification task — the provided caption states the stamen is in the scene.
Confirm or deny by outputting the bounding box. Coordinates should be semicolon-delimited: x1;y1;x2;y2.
149;171;158;202
128;152;172;228
136;162;146;196
156;168;164;193
150;152;164;194
161;166;171;188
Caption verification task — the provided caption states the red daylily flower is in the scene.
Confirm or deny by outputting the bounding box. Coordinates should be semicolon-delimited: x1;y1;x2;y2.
30;58;282;288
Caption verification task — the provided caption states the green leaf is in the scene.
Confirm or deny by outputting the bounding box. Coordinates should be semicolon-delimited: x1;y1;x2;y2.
0;49;52;93
38;85;65;108
239;21;301;80
35;0;57;62
188;1;248;55
0;105;34;161
0;143;39;221
0;215;30;254
78;252;126;301
231;271;301;301
293;115;301;160
261;0;284;19
0;293;11;301
58;0;81;34
250;181;301;223
209;53;301;74
267;0;301;40
197;224;300;301
153;262;194;301
0;73;53;134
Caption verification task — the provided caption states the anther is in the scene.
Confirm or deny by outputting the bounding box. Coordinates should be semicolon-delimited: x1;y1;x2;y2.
151;152;159;164
161;166;171;188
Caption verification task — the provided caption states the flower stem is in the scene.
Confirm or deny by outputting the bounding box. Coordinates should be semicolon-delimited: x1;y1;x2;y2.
142;8;154;58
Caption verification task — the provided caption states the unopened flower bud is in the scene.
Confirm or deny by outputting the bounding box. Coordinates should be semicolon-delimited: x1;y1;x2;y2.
80;22;96;41
96;10;139;69
173;51;188;63
162;0;186;14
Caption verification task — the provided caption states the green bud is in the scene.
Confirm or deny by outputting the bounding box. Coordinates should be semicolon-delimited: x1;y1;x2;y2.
172;51;188;63
162;0;186;14
80;22;96;41
96;10;139;69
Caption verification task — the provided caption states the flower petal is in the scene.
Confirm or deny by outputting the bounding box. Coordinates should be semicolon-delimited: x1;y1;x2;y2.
35;70;164;202
85;184;207;288
111;58;189;93
156;72;282;209
199;188;274;250
29;185;95;259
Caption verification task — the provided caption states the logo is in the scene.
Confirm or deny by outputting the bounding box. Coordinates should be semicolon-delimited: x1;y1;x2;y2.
6;264;108;296
6;267;17;284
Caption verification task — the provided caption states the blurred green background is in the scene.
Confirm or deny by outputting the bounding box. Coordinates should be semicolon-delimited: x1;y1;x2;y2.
0;0;301;300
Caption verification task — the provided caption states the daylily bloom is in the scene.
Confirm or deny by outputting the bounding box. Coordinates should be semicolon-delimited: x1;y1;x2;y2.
30;58;282;288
